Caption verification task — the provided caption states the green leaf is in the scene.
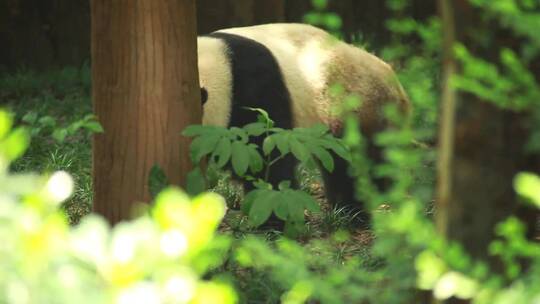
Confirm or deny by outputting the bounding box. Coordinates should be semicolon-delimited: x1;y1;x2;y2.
249;190;278;226
278;181;291;191
190;135;220;163
0;111;13;139
0;127;29;161
231;127;248;143
21;112;37;124
283;221;303;238
310;145;334;172
30;127;41;137
269;127;285;133
514;172;540;207
186;167;207;196
83;121;104;133
273;193;289;220
286;192;305;223
231;141;250;176
290;190;320;213
307;123;329;136
244;107;274;126
263;136;276;155
38;116;56;128
311;0;327;10
83;113;98;121
148;164;169;198
290;136;310;163
66;120;83;134
303;12;322;24
274;133;290;155
415;250;447;290
329;141;351;162
52;128;68;143
323;14;342;30
253;180;272;190
212;137;232;168
183;125;209;136
247;145;264;173
242;189;261;214
243;122;267;136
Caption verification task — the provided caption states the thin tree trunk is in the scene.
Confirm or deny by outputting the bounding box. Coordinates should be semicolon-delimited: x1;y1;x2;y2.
436;0;457;237
91;0;201;224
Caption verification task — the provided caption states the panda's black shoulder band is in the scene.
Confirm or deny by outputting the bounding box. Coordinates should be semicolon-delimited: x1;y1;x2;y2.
206;32;294;130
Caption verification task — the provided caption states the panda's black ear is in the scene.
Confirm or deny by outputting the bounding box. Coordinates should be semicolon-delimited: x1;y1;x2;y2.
200;87;208;105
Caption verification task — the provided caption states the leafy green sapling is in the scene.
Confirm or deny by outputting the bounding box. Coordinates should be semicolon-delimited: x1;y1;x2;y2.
183;108;351;234
21;112;103;143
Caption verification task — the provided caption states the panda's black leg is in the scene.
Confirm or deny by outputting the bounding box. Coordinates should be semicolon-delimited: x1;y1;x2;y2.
321;152;371;228
322;134;392;229
366;137;392;195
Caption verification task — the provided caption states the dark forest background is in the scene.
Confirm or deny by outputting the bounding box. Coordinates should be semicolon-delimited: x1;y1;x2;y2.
0;0;436;70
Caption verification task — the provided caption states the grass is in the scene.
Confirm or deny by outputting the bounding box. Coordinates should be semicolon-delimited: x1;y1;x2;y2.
2;66;93;224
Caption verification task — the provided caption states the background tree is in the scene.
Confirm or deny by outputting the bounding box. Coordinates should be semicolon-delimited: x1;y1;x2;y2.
436;0;539;261
91;0;201;224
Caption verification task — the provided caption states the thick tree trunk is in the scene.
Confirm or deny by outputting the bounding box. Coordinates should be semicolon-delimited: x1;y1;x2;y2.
91;0;201;224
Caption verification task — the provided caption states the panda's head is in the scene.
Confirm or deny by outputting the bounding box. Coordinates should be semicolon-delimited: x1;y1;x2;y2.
197;37;233;127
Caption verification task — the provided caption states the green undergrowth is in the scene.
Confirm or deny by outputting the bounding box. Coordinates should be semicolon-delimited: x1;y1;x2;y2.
0;66;367;239
1;66;93;224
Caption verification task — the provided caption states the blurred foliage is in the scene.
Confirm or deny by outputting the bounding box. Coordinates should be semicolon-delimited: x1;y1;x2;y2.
0;108;236;304
225;0;540;303
470;0;540;51
303;0;343;37
450;0;540;152
383;0;441;142
380;0;540;303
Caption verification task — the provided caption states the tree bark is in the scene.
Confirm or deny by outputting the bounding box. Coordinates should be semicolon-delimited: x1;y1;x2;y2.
436;0;457;238
91;0;201;224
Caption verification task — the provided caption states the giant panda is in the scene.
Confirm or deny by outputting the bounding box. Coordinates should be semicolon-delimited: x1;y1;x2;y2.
197;23;409;225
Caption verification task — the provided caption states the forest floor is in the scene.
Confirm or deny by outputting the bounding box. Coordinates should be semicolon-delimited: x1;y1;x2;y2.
1;67;374;251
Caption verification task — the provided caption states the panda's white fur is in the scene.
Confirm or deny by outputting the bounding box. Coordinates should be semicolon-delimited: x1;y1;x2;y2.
197;38;232;127
197;23;409;133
